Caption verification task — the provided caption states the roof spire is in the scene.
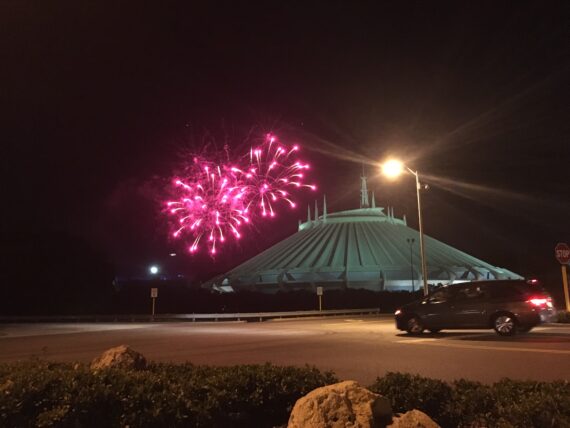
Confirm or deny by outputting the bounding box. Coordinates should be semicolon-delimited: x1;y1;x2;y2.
371;191;376;208
307;205;311;223
360;168;369;208
323;195;327;220
314;200;319;222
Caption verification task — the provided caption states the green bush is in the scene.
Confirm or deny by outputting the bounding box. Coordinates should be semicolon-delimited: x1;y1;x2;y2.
1;362;569;427
557;310;570;323
368;372;452;421
443;379;495;427
369;372;570;428
0;360;337;428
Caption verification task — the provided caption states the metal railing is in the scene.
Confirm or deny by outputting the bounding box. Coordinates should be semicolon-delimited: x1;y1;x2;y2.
0;308;382;323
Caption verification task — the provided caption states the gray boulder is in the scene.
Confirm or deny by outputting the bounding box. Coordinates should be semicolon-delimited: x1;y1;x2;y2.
288;380;392;428
90;345;147;370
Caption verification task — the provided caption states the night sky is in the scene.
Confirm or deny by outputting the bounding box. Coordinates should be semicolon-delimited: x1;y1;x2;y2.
2;2;569;300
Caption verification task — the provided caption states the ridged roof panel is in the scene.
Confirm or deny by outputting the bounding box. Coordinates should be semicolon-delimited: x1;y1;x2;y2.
206;207;521;289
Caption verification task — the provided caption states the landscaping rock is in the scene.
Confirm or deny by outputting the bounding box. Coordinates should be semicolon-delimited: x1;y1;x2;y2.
288;380;392;428
0;379;14;395
90;345;146;370
387;409;440;428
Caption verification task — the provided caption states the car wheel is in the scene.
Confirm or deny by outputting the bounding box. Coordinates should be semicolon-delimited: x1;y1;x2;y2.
493;314;517;336
518;325;533;333
406;316;424;335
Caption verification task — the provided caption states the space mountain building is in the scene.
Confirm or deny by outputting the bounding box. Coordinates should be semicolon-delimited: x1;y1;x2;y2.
206;176;521;293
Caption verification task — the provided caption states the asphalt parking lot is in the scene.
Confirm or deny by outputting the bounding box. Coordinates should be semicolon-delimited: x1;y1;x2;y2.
1;316;569;384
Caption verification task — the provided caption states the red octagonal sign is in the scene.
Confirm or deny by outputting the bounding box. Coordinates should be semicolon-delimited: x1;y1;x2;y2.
555;243;570;264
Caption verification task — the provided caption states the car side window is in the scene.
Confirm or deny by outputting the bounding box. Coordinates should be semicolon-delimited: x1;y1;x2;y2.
427;289;450;304
456;285;485;301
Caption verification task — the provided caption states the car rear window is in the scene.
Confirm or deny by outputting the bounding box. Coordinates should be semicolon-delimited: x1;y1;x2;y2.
485;282;546;299
487;285;523;299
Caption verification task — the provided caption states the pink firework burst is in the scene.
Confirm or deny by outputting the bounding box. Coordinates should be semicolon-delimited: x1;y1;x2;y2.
164;133;316;256
231;134;317;218
166;158;249;255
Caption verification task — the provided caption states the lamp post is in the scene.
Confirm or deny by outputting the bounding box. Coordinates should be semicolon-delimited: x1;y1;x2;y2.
382;160;429;296
406;238;415;292
149;265;160;317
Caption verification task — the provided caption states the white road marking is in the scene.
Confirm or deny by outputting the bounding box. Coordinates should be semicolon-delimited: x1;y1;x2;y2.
396;338;438;343
395;340;570;355
0;323;157;339
322;321;385;327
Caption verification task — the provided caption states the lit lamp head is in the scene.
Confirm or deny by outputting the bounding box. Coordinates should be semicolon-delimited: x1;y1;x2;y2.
149;265;159;275
381;159;404;179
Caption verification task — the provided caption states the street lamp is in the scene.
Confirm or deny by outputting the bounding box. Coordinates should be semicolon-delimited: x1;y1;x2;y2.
406;238;415;292
149;265;159;275
381;159;430;296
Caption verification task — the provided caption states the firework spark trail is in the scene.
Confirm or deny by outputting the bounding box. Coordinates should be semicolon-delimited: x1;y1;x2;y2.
166;158;250;255
232;134;316;218
165;135;316;255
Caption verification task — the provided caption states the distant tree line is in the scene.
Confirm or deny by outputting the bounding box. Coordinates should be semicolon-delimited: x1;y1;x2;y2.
0;229;421;315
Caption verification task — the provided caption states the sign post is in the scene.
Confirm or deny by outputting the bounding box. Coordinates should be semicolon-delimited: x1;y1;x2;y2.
150;288;158;317
316;286;323;312
554;243;570;312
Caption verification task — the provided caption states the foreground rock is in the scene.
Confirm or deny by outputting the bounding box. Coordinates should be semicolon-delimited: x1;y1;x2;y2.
388;410;440;428
0;379;14;394
288;380;392;428
90;345;147;370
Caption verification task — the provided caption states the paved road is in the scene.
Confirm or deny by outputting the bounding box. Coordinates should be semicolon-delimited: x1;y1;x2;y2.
1;316;569;385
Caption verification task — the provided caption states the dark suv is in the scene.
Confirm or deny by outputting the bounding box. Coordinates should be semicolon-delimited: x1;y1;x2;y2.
395;280;556;336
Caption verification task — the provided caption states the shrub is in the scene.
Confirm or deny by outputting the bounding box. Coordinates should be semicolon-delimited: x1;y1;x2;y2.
369;372;452;425
1;362;568;427
0;361;337;428
489;378;570;428
557;310;570;323
444;379;495;427
370;373;570;428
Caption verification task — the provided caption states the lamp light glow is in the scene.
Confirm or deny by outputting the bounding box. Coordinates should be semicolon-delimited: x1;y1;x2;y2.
381;159;404;179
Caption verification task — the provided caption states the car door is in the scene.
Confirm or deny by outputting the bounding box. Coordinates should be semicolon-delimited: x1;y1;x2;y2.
420;288;455;329
449;284;488;327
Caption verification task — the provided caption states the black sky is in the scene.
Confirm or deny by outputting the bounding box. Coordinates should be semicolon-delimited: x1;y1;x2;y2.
1;2;569;293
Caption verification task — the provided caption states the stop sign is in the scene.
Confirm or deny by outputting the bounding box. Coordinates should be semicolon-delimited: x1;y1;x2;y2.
555;243;570;264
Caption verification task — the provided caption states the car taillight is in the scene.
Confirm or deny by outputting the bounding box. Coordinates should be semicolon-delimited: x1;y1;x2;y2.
527;296;552;308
